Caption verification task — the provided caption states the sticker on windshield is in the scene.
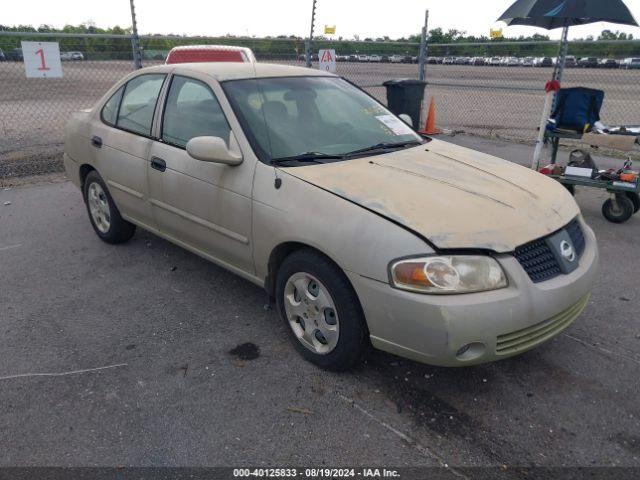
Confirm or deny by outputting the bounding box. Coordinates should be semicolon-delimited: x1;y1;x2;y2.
375;115;414;136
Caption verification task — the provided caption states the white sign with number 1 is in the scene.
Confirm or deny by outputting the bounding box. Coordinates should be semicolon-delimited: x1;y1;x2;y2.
22;41;63;78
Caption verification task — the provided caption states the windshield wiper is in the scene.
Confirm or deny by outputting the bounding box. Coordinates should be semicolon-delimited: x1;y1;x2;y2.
343;140;423;157
271;152;345;165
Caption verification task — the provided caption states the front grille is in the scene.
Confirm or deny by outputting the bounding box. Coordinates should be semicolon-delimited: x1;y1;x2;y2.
514;218;585;283
496;294;590;355
514;238;561;283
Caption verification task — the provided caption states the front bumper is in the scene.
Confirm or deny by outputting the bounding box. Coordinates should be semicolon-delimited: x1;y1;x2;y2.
347;218;599;367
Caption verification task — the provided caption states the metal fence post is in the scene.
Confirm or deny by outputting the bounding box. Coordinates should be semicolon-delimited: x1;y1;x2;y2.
418;10;429;128
418;9;429;82
129;0;143;69
305;0;317;68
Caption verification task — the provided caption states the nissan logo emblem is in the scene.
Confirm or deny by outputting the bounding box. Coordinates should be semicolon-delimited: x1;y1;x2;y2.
560;240;576;262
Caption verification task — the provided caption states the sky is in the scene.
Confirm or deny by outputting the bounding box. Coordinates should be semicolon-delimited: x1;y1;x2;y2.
3;0;640;40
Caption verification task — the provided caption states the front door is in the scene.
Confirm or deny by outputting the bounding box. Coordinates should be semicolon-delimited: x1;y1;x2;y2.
147;74;255;274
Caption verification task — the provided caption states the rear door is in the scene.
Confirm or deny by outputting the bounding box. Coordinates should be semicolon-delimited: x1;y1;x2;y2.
147;73;255;274
91;73;166;229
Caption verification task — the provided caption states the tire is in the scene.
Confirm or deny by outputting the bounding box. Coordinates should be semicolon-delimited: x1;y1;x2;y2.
625;192;640;214
275;249;369;371
83;170;136;243
602;194;634;223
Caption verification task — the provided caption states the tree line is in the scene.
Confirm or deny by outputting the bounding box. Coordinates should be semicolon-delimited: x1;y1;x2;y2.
1;24;639;60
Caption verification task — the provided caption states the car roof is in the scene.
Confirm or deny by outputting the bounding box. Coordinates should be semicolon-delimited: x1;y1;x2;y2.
135;62;335;81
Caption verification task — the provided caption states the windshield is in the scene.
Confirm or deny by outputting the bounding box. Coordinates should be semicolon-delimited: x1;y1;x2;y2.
222;76;422;164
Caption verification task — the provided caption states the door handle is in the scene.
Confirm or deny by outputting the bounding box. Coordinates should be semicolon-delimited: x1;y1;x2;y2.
150;156;166;172
90;135;102;148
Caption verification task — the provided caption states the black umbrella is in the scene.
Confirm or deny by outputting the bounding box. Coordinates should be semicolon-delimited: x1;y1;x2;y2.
497;0;638;169
498;0;638;30
498;0;638;81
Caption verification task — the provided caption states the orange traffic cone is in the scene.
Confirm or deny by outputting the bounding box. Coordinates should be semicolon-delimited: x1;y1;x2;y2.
419;97;440;135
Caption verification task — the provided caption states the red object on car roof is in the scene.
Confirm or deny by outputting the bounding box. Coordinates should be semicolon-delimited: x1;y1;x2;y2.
165;45;256;64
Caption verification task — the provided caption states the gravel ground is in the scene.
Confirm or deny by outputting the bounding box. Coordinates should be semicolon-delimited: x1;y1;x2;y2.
0;137;639;475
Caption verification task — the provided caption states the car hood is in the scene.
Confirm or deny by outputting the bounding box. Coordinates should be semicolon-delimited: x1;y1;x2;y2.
283;139;579;252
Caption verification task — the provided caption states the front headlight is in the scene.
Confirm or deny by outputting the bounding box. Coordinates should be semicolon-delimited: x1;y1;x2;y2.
389;255;508;294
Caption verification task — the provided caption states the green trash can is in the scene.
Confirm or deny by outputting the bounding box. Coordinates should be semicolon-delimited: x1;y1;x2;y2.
382;79;427;129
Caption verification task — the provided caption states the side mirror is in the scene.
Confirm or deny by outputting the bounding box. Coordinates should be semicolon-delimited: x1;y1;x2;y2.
186;135;243;166
399;113;413;127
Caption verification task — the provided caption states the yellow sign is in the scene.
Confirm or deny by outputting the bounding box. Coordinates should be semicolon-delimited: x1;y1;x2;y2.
490;28;503;39
324;25;336;35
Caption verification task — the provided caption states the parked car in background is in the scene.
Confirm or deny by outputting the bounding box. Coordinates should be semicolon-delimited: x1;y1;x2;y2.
357;55;369;62
599;58;619;69
0;48;6;62
389;54;404;63
564;56;577;68
578;57;599;68
7;48;23;61
454;56;470;65
63;62;598;371
348;54;358;62
534;57;553;67
442;57;455;65
61;51;84;61
427;56;438;64
520;57;534;67
503;57;520;67
622;58;640;69
472;57;486;66
165;45;256;64
368;54;381;63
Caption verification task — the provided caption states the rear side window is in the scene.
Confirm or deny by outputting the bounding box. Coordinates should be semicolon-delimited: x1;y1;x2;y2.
162;75;231;148
117;74;165;136
101;86;124;126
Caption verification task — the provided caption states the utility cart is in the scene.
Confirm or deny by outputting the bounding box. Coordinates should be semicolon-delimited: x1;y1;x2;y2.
544;129;640;223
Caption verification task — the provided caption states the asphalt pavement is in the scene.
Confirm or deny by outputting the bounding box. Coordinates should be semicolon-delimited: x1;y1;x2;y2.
0;138;639;473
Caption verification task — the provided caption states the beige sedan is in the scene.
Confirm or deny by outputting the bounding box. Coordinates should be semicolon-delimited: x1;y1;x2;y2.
64;62;598;370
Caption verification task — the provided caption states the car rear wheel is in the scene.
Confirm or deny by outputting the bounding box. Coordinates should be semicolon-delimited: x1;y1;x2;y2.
83;171;136;243
275;249;368;371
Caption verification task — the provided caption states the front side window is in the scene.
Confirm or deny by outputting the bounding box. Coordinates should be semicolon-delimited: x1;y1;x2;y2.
101;86;124;126
162;75;231;148
222;76;422;163
116;74;165;136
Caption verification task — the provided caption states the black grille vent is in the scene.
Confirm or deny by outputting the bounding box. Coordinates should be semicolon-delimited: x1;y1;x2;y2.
514;218;586;283
566;219;586;257
514;239;562;283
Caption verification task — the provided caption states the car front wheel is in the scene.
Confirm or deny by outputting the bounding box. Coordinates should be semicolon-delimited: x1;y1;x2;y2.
83;170;135;243
276;249;368;371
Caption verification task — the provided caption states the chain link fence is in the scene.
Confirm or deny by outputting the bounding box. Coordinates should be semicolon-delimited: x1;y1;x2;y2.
424;40;640;143
2;31;640;182
0;31;421;181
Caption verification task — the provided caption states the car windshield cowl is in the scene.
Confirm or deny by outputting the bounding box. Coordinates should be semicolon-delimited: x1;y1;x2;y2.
343;140;425;157
271;152;346;165
271;141;426;166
